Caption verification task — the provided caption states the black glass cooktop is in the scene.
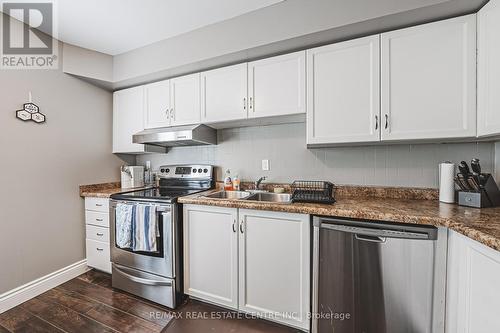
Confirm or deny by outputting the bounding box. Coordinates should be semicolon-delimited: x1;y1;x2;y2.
110;187;202;203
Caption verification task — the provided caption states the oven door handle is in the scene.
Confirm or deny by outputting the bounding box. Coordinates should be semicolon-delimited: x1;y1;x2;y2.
114;265;172;286
162;211;175;277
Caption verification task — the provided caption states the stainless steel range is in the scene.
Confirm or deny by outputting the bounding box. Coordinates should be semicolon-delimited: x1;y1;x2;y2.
109;164;214;308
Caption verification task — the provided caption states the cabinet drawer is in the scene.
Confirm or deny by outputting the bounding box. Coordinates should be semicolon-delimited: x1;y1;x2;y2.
85;197;109;212
85;210;109;227
86;239;111;273
86;225;110;243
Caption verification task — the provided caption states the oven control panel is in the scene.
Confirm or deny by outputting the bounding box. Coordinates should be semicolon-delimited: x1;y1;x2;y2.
158;165;213;179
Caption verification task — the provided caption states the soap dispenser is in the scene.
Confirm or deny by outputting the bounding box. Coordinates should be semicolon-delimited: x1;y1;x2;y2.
224;169;233;191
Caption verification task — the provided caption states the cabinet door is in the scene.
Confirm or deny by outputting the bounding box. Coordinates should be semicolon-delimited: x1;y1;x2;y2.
183;205;238;310
248;51;306;119
201;63;248;123
170;73;201;126
381;15;476;141
446;230;500;332
478;1;500;137
238;209;310;330
145;80;171;129
112;86;146;153
307;35;380;145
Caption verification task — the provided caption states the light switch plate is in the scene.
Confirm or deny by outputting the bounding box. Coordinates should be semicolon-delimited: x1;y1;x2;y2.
262;159;270;171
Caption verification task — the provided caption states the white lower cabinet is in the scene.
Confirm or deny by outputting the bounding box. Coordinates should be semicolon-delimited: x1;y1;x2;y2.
84;197;111;273
183;205;310;330
238;209;310;330
446;230;500;332
183;205;239;309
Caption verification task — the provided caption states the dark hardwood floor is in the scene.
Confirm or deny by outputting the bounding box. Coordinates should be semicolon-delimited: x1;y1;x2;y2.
0;270;300;333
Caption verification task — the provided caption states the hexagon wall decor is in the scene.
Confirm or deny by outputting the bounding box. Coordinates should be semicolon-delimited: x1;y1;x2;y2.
16;102;46;124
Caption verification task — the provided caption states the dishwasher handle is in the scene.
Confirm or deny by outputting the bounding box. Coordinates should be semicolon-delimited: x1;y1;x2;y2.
320;222;434;240
355;234;387;243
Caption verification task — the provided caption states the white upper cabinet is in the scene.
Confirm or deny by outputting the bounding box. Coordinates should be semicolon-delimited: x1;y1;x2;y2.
113;86;147;154
248;51;306;119
478;1;500;137
201;63;248;123
145;74;201;129
307;35;381;145
145;80;171;129
381;15;477;141
170;73;201;126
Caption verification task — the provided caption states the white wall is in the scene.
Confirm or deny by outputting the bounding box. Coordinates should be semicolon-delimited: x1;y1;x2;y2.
62;43;113;82
0;42;123;294
137;123;495;188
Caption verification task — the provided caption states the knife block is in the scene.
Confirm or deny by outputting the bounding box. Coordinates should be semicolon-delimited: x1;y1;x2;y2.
458;174;500;208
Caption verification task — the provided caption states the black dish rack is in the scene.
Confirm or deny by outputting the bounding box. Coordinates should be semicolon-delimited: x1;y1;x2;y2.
291;181;335;204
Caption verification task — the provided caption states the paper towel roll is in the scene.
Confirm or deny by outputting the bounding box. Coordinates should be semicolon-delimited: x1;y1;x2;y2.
439;162;456;203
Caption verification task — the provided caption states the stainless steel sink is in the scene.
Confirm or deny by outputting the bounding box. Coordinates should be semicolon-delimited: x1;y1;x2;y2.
204;191;251;200
245;192;293;204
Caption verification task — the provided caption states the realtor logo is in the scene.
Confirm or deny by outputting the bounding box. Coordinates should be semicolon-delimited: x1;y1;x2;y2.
1;1;58;69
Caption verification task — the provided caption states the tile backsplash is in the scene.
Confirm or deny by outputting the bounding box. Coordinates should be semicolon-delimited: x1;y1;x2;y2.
137;123;496;188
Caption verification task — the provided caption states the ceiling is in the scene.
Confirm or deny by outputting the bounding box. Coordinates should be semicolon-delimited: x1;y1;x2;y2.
55;0;283;55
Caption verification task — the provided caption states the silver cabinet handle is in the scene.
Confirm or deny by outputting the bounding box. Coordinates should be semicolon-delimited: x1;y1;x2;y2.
240;221;244;234
249;97;253;111
96;233;104;236
170;108;174;120
165;109;169;118
95;204;103;207
243;98;247;111
232;220;236;233
96;218;103;222
385;114;389;130
375;115;378;130
96;248;104;251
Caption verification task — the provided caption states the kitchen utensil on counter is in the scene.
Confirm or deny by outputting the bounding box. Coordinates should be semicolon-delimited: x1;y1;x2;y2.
291;181;335;204
456;173;472;191
454;177;468;191
458;160;471;176
457;173;500;208
471;158;481;175
439;162;455;203
121;165;145;189
466;176;481;192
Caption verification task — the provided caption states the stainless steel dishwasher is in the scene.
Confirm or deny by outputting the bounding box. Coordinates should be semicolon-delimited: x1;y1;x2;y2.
312;217;447;333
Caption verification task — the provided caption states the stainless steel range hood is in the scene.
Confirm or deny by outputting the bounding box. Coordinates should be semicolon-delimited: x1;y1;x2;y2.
133;124;217;148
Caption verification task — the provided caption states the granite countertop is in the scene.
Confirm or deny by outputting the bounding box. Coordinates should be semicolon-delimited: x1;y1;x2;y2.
79;182;500;251
79;182;151;198
178;188;500;252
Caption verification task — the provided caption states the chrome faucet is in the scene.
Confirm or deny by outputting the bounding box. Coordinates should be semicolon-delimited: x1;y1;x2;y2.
255;176;267;190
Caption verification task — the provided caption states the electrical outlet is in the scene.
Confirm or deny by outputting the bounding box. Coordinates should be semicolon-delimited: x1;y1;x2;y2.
262;159;270;171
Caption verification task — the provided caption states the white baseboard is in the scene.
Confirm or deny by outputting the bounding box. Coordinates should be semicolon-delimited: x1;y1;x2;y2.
0;259;89;314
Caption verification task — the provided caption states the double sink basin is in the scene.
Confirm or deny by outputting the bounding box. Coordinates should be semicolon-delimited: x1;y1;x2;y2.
204;190;292;204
